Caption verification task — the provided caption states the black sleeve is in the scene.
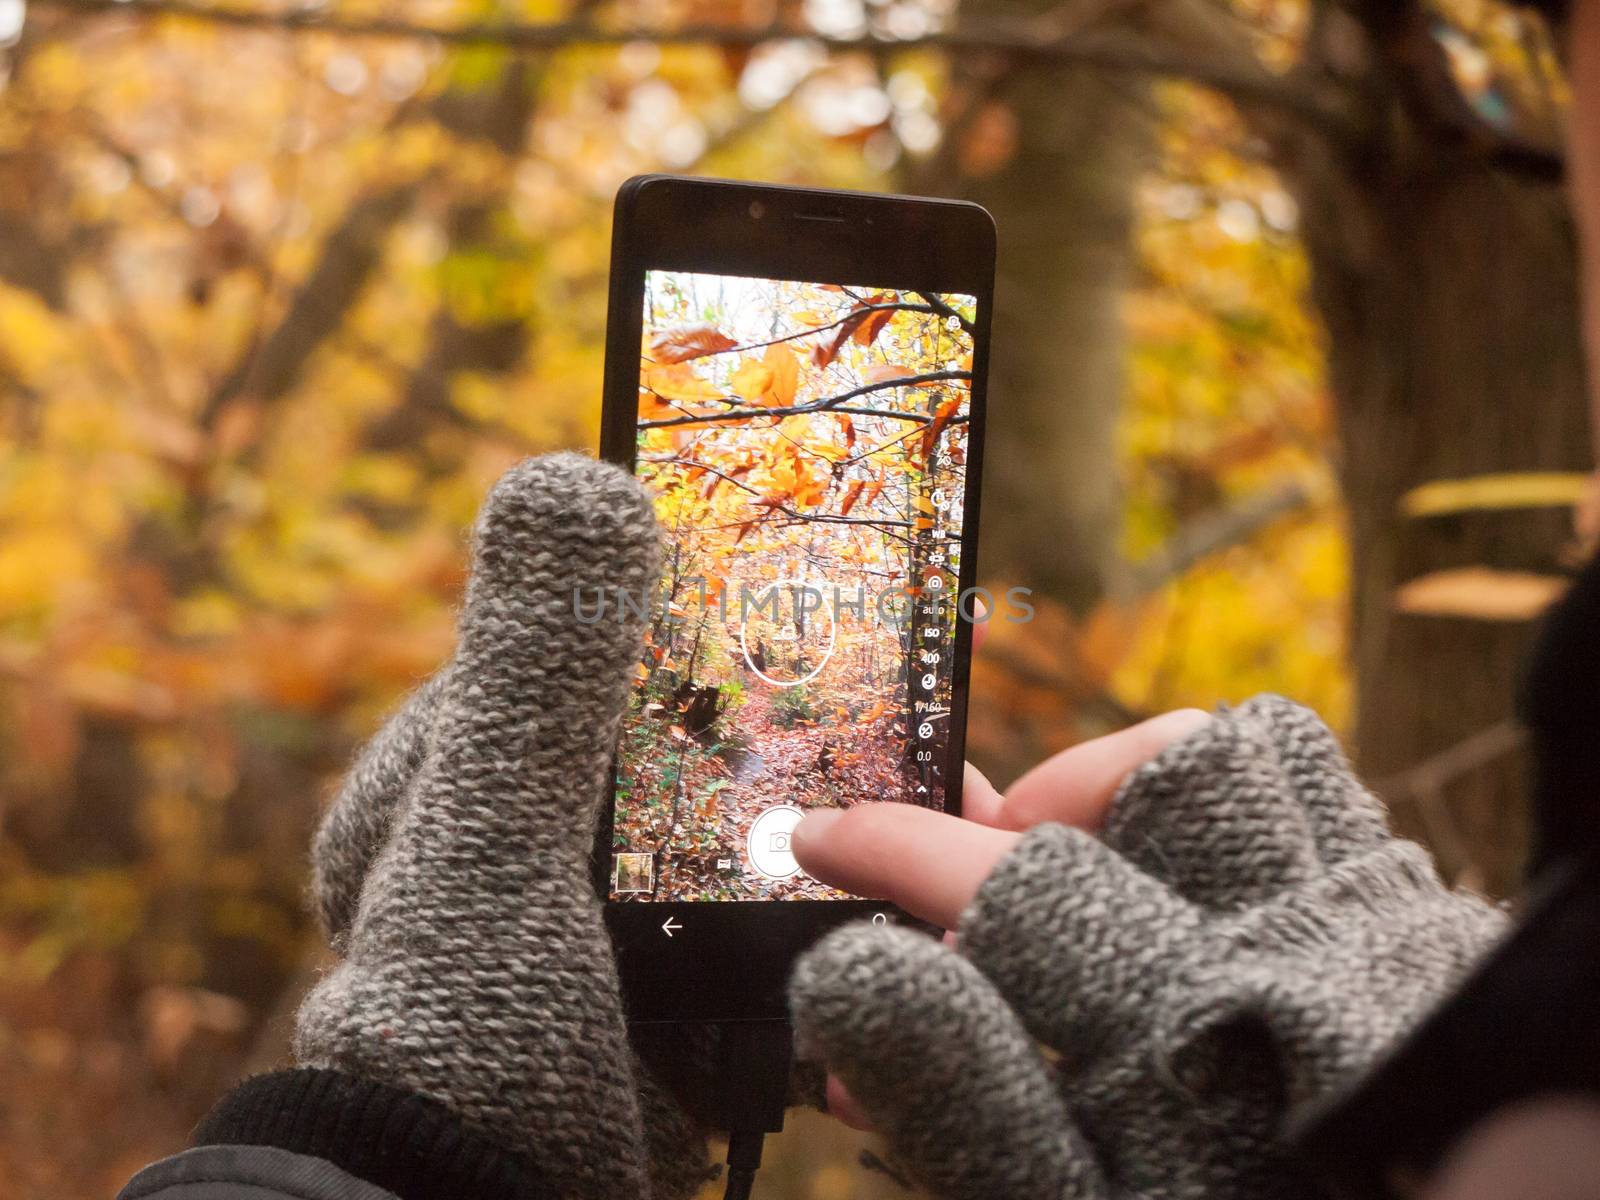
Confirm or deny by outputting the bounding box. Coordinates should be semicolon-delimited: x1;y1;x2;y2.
1519;550;1600;876
118;1069;550;1200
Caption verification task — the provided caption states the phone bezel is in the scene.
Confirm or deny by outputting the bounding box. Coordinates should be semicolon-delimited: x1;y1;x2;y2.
596;174;996;1023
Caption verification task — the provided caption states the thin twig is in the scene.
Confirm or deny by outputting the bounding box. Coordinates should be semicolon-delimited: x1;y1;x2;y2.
638;370;972;429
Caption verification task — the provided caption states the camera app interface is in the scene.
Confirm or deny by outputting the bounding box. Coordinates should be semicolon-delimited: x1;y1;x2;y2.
609;270;975;903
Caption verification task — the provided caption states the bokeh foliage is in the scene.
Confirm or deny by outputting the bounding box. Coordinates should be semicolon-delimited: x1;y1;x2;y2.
0;0;1574;1195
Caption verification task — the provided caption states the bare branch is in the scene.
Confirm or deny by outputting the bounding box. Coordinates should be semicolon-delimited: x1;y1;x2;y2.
640;454;916;533
692;302;962;356
34;0;1337;122
911;291;975;335
202;179;420;429
1335;0;1564;180
1122;480;1314;597
638;370;972;430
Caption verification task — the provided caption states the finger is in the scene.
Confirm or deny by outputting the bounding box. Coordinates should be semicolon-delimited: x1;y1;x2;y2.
1101;701;1324;911
792;924;1108;1200
311;670;448;943
960;760;1005;828
969;594;988;655
996;709;1210;833
960;823;1200;1052
1236;695;1389;864
825;1074;876;1132
793;804;1021;930
1422;1100;1600;1200
296;453;661;1195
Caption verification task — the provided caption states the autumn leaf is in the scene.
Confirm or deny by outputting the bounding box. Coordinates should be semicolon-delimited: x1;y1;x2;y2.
1393;567;1567;620
764;343;799;406
650;323;739;363
919;397;965;459
731;357;775;400
810;309;871;368
639;388;679;419
852;308;895;347
864;362;914;385
839;479;866;515
644;363;723;404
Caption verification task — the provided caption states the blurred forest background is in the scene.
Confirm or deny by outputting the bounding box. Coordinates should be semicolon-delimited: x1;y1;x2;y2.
0;0;1586;1195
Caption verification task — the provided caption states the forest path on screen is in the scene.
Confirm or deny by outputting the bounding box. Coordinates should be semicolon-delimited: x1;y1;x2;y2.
618;677;911;902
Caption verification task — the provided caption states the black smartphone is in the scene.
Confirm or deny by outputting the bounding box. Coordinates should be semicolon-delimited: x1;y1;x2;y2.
595;175;995;1023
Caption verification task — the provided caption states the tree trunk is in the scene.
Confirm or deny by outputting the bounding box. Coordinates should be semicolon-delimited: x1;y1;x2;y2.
1286;45;1589;894
915;54;1153;614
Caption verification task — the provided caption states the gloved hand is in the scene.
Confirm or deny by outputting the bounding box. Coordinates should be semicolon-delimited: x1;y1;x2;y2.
293;452;711;1200
791;695;1509;1200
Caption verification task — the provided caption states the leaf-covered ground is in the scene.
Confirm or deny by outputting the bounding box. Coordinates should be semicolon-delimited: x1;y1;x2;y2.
614;684;917;902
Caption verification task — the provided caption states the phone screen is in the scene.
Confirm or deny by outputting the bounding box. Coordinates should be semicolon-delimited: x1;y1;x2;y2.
607;270;976;904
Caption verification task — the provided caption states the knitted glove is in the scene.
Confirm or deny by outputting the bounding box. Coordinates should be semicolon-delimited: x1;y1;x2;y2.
293;453;711;1200
790;695;1508;1200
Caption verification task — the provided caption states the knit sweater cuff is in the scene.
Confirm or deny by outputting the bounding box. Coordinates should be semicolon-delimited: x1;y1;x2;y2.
193;1068;549;1200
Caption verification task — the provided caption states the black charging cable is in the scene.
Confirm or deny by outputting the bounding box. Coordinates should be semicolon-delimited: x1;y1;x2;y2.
713;1020;793;1200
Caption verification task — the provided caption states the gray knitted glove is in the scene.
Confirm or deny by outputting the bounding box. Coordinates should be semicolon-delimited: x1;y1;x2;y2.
791;695;1508;1200
293;453;710;1200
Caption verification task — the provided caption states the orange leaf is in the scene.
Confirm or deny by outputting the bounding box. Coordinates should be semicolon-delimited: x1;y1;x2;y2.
764;343;799;406
839;480;866;516
650;324;738;363
864;362;914;385
1393;568;1568;621
918;397;965;459
1079;600;1143;684
852;308;894;347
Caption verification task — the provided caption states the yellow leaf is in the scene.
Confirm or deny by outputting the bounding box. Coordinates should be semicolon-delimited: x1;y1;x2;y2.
644;363;722;404
1400;472;1590;518
731;358;775;401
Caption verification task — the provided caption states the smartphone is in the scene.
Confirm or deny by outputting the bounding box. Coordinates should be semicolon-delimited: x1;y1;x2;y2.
595;176;995;1022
